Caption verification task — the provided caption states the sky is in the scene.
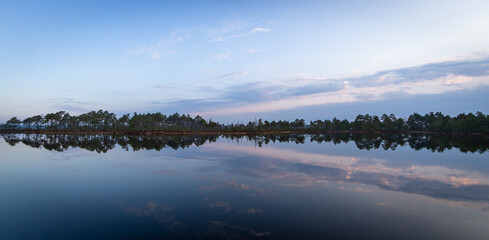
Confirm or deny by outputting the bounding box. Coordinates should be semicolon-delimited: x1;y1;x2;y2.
1;0;489;122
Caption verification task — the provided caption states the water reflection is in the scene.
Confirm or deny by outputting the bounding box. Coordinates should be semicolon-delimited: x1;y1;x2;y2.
1;134;218;152
200;143;489;204
3;133;489;203
2;133;489;239
2;133;488;153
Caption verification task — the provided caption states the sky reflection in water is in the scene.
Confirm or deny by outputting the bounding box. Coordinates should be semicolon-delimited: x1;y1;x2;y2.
1;134;489;239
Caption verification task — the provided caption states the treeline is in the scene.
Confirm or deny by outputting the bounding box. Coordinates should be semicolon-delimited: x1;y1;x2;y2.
1;110;489;133
3;133;488;153
1;110;221;132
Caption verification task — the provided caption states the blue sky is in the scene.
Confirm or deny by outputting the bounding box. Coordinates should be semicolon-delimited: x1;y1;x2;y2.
1;0;489;122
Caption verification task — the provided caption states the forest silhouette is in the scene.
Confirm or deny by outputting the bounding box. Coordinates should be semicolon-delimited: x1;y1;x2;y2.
2;110;489;134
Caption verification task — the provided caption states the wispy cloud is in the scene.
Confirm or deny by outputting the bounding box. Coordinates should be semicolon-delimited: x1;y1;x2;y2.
215;71;249;80
129;20;270;60
203;20;271;42
129;29;188;60
249;27;270;34
50;98;91;113
131;45;161;59
200;19;249;40
243;48;261;54
130;51;489;119
193;56;489;116
210;27;270;42
211;50;232;59
348;57;489;87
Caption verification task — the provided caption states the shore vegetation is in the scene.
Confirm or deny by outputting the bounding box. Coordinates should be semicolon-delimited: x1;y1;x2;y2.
1;110;488;134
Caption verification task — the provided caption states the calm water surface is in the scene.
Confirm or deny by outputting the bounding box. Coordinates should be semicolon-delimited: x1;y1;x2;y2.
1;134;489;239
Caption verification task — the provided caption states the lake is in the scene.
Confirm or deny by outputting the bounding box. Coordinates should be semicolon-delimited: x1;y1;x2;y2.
1;133;489;239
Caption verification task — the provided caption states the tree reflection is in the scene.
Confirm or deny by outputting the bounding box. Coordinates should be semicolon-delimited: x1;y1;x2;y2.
2;133;488;153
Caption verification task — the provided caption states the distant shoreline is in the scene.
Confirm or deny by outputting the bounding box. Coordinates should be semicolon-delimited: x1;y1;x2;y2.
3;110;488;135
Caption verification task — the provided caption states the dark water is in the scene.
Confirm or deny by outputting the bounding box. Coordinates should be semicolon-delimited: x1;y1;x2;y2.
1;134;489;239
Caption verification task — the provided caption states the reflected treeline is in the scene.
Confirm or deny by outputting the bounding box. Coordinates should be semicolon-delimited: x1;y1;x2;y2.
311;133;489;153
224;133;489;153
1;134;218;153
2;133;488;153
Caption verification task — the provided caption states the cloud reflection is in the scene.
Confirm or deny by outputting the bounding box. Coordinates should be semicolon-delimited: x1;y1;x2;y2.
203;143;489;203
123;201;183;228
206;221;271;238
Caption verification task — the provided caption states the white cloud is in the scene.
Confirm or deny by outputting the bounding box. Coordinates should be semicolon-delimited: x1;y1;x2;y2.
243;49;261;54
249;28;270;34
130;21;270;59
194;72;489;116
204;24;271;42
131;46;161;59
169;29;190;42
216;71;249;80
210;37;224;42
200;19;249;38
370;55;382;60
129;29;188;60
212;50;232;60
